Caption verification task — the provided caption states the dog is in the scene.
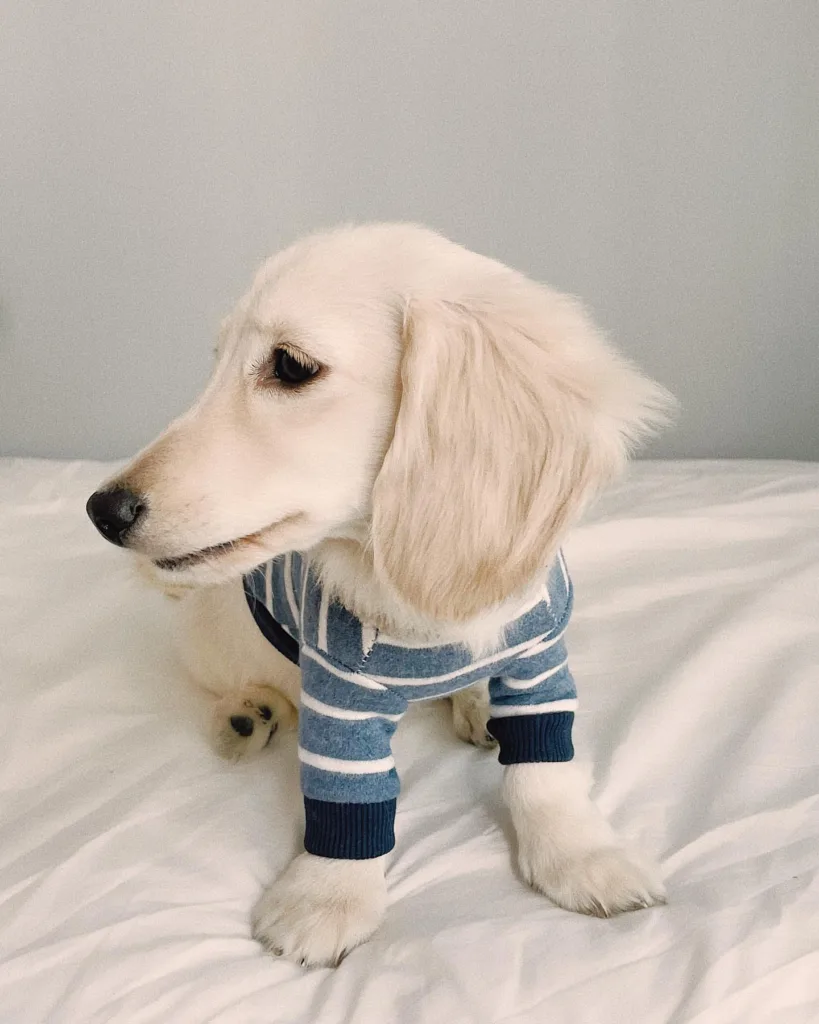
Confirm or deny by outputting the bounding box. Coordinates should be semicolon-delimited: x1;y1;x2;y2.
87;223;672;967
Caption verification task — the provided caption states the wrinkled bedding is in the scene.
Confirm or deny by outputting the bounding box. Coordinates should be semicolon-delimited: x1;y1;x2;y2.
0;458;816;1023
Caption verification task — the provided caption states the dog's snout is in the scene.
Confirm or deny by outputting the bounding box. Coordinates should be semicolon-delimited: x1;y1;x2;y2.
86;487;146;546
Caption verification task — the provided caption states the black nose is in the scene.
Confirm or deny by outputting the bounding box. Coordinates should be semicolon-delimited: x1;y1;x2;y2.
86;487;146;546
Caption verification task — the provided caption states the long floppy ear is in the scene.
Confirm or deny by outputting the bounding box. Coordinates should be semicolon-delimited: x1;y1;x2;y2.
370;284;672;622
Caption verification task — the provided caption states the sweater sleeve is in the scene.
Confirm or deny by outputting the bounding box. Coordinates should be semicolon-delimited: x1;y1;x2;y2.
297;646;408;859
486;629;577;764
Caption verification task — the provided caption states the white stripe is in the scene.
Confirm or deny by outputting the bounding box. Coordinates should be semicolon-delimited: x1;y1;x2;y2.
558;549;570;592
284;552;298;623
300;555;309;627
502;657;570;690
375;631;443;650
513;584;549;619
518;628;566;659
317;589;329;652
361;625;377;659
299;746;395;774
301;646;387;690
366;631;554;688
489;698;578;718
301;690;402;723
264;559;273;611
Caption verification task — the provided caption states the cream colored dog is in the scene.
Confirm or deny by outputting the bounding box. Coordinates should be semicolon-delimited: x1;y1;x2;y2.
87;224;671;967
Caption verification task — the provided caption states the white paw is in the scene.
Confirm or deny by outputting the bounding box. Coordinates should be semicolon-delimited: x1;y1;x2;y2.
504;762;666;917
450;682;496;748
518;841;667;917
252;853;387;967
210;684;294;762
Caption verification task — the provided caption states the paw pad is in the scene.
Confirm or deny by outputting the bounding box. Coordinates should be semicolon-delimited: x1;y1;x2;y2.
229;714;255;737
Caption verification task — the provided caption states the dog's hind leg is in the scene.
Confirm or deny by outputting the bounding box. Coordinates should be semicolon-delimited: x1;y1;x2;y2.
449;680;497;748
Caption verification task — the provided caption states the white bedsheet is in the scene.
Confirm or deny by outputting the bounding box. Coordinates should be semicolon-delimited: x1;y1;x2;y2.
0;459;816;1024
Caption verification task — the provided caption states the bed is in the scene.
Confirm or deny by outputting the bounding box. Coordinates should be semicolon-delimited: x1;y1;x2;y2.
1;458;816;1024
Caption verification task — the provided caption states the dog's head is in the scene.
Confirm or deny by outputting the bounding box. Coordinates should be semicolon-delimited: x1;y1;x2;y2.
87;224;671;621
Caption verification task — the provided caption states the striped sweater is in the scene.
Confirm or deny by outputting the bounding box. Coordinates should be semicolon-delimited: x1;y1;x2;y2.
243;552;577;859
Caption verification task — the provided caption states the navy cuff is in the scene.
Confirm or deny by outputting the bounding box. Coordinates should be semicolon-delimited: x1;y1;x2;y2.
487;711;575;764
303;798;397;859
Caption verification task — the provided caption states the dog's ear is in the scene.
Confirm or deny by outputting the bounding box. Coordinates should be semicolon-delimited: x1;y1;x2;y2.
370;284;671;622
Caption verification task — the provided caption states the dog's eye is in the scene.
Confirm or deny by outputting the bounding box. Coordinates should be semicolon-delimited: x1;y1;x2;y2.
272;348;319;386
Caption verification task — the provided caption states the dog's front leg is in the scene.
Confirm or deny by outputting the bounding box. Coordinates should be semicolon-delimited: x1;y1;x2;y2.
252;670;404;967
503;761;666;916
252;853;387;967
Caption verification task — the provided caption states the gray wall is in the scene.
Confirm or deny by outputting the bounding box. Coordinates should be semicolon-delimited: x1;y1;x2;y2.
2;2;817;461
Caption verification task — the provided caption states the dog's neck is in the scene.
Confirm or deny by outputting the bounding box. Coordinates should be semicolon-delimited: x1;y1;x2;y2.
311;535;546;658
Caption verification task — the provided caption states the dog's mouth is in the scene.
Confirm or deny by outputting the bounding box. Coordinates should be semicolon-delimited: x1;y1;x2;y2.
153;537;251;571
152;514;301;572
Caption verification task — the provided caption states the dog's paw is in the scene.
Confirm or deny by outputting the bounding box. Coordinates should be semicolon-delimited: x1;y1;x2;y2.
450;682;496;748
210;684;294;762
519;841;667;917
504;762;666;918
252;853;387;968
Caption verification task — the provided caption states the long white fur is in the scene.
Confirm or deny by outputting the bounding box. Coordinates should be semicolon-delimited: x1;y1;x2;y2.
105;223;671;967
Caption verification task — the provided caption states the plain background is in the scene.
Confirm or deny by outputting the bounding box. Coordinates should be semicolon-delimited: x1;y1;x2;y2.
1;2;817;461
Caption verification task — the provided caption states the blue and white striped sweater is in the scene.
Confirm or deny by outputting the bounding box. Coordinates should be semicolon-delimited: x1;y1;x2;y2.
243;552;577;859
